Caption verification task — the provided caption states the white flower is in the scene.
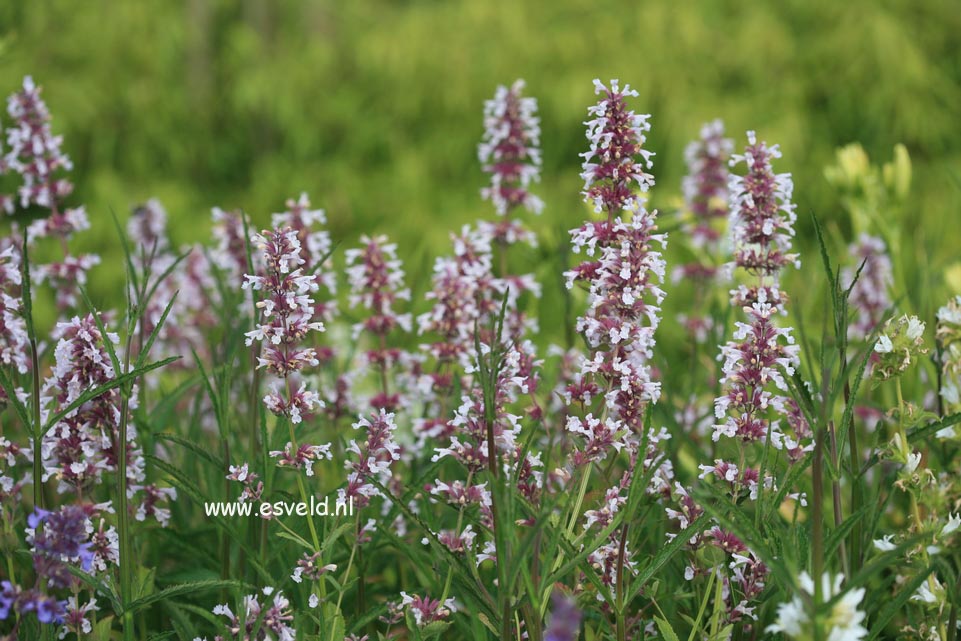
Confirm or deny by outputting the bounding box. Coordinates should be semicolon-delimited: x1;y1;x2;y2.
767;572;867;641
874;334;893;354
906;316;925;340
873;534;897;552
911;577;944;605
942;513;960;537
905;451;922;474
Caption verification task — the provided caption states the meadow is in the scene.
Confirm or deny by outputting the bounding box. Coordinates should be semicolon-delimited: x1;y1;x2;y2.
1;2;961;640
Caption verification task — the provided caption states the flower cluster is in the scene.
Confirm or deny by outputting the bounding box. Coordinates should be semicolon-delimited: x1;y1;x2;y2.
201;587;296;641
566;80;667;434
711;132;804;458
127;199;209;369
727;131;799;309
937;296;961;417
579;79;654;217
1;505;115;632
544;593;582;641
271;193;337;322
40;314;141;491
712;302;801;446
478;79;543;216
873;314;927;382
398;592;457;627
842;234;893;340
681;120;734;255
767;572;867;641
559;80;676;607
340;410;400;508
673;120;733;350
244;228;326;424
0;76;100;310
1;76;73;212
344;234;415;412
0;245;28;392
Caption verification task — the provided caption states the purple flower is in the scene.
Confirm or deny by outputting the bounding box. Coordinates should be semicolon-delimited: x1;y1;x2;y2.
399;592;457;627
544;593;581;641
478;79;543;216
41;314;146;494
269;442;332;477
580;79;654;217
290;551;336;583
340;409;401;508
842;233;893;340
673;120;734;343
682;120;733;251
2;76;73;212
566;79;667;433
727;131;798;308
210;207;254;285
271;192;337;320
345;235;417;412
244;227;327;424
226;462;264;502
127;198;169;254
211;587;296;641
713;301;800;445
0;245;28;381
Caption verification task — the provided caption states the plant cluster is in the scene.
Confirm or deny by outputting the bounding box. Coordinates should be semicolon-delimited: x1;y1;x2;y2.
0;75;959;641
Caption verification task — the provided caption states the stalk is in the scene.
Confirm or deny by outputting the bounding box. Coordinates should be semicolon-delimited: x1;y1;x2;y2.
614;522;628;641
894;379;945;641
810;421;825;634
118;324;136;641
827;422;847;574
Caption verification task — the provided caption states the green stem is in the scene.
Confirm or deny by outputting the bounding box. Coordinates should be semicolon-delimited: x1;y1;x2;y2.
894;379;945;639
30;338;42;510
440;470;474;604
118;329;135;641
335;512;362;612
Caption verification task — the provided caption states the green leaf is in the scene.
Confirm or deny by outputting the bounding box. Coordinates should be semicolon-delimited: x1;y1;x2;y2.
419;621;452;639
0;363;31;430
155;432;226;469
322;602;346;641
90;616;115;641
625;514;710;605
654;616;681;641
866;565;936;640
125;579;248;616
41;356;180;437
275;529;314;551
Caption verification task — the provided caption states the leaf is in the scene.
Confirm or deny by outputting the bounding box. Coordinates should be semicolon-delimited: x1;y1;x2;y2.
275;529;314;551
90;616;115;641
654;616;681;641
625;514;710;605
0;364;31;430
155;432;225;469
866;565;936;640
322;602;346;641
418;621;452;639
125;579;248;616
41;356;180;437
825;504;871;559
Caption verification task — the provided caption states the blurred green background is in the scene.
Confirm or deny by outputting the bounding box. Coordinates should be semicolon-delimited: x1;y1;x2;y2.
1;0;960;320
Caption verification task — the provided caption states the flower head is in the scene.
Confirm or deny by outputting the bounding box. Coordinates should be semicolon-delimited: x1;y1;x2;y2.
728;131;798;308
2;76;73;211
842;234;893;340
767;572;867;641
244;227;326;422
873;314;927;381
478;79;543;216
